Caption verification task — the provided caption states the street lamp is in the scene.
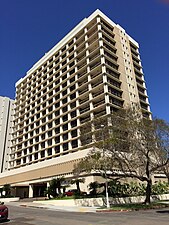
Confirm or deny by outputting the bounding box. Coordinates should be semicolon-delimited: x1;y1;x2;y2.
101;124;110;208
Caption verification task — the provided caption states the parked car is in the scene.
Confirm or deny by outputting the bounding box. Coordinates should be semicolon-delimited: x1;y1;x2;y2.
64;189;87;196
0;202;8;221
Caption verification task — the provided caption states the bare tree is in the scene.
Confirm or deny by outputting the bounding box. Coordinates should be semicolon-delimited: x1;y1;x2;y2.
74;106;169;204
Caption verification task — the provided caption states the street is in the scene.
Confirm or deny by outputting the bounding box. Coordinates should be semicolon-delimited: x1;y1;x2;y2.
2;204;169;225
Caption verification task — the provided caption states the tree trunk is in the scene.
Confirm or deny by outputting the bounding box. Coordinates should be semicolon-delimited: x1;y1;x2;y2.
144;179;152;204
76;181;80;193
58;187;61;195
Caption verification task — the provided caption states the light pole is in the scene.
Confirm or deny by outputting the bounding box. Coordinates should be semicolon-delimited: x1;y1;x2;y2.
101;124;110;208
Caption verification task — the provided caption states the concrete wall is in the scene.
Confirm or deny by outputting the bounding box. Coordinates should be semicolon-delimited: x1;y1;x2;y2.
34;194;169;207
0;97;14;173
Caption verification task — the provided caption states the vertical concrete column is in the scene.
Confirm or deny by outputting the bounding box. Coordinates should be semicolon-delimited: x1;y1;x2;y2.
29;185;33;198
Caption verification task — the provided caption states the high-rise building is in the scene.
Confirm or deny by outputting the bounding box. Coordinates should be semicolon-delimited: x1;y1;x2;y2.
0;10;151;197
0;96;14;173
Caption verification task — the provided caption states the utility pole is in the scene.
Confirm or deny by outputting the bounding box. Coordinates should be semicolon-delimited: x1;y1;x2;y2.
101;124;110;208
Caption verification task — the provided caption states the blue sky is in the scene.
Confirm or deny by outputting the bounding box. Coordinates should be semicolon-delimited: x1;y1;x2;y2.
0;0;169;121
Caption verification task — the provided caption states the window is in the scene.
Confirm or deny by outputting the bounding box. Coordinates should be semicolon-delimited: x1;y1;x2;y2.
55;136;60;144
55;102;60;108
41;141;45;148
35;144;39;151
71;120;77;128
62;97;67;104
55;118;60;125
71;129;77;137
63;142;68;151
71;110;76;118
63;133;68;141
47;139;52;146
62;114;68;122
70;84;75;91
55;145;60;153
62;53;66;59
41;150;45;158
41;134;45;140
70;93;76;100
48;130;52;137
62;90;67;96
63;123;68;131
34;152;38;160
41;125;46;131
69;62;75;68
55;127;60;134
62;106;68;113
62;74;67;81
35;136;39;142
48;106;53;112
69;40;73;46
35;128;39;134
71;139;78;148
62;82;67;88
70;77;75;83
70;101;76;109
55;110;60;117
48;148;52;156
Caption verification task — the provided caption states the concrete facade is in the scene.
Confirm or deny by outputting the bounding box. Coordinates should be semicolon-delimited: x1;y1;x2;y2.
0;10;151;197
0;96;14;173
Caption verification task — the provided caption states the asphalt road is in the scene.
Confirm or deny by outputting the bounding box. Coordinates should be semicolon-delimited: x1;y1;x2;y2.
2;204;169;225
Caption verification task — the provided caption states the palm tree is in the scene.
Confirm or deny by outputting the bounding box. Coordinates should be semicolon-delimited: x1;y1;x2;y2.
71;178;85;194
47;179;58;198
56;177;65;195
88;181;100;197
3;184;11;197
0;188;3;197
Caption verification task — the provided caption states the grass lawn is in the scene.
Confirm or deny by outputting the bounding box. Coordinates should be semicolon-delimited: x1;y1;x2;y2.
98;201;169;211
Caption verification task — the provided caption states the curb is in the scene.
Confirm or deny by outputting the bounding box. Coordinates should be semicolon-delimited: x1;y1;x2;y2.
96;209;130;213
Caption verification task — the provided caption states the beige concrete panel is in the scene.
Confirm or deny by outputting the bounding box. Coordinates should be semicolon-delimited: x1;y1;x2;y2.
0;159;81;186
113;27;131;107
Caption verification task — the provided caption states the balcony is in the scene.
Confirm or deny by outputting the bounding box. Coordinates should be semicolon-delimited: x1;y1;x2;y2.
106;68;120;80
92;90;104;98
89;53;100;63
77;54;86;62
137;86;145;95
101;20;113;32
101;26;114;39
79;97;89;104
91;71;102;79
109;97;123;107
80;106;90;114
91;80;103;88
90;62;101;71
131;48;139;57
94;110;106;118
102;34;116;46
105;59;118;71
108;87;122;98
140;103;148;111
79;88;88;95
93;99;105;108
78;71;87;78
78;79;88;87
108;79;121;89
77;62;87;70
80;116;91;124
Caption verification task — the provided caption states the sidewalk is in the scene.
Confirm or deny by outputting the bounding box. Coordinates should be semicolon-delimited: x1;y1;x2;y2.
6;201;98;213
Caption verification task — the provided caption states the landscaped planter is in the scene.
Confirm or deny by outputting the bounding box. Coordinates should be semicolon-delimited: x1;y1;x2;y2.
0;197;20;202
34;194;169;207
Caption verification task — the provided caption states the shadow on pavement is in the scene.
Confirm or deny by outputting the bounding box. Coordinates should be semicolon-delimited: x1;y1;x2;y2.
0;219;10;223
156;210;169;214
